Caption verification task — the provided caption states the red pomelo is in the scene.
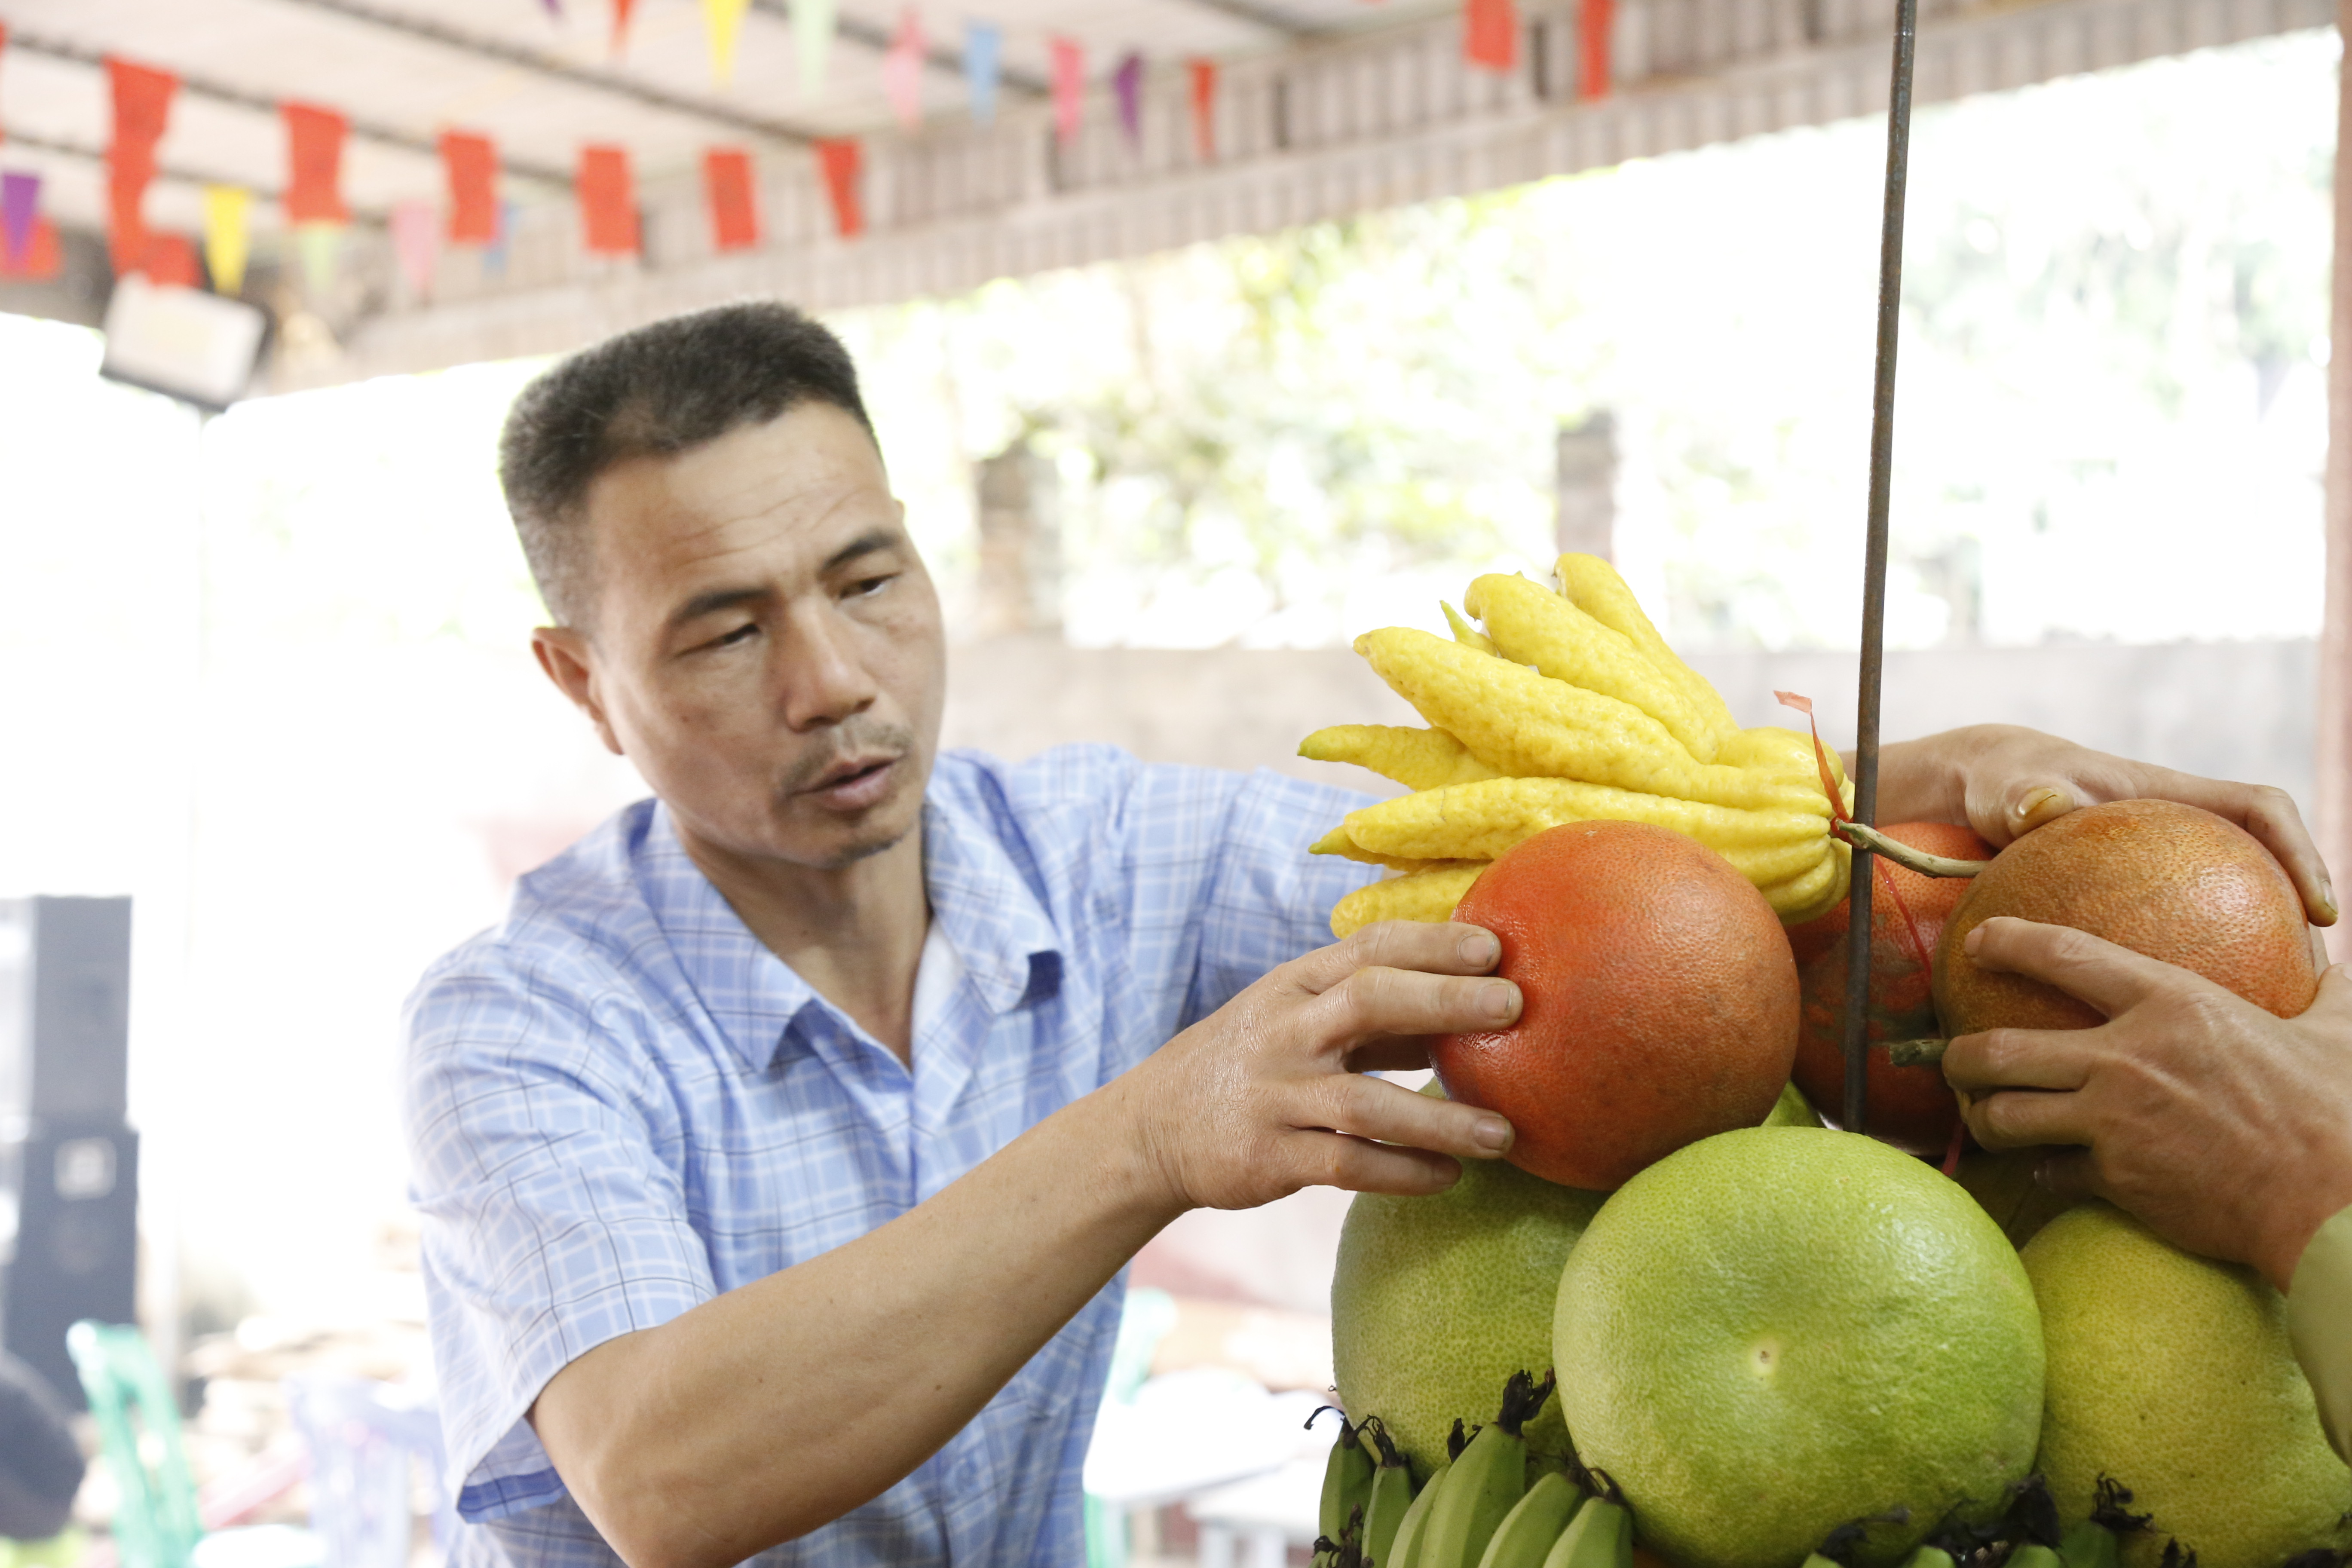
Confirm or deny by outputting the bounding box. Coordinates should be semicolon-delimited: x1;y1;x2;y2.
1935;799;2317;1036
1789;821;1993;1157
1433;820;1800;1190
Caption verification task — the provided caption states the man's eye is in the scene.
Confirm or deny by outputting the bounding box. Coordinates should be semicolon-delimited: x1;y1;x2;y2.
847;574;895;599
712;622;759;647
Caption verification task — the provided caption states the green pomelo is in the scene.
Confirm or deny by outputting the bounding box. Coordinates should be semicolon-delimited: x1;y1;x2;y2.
2021;1203;2352;1568
1555;1127;2043;1568
1333;1138;1605;1478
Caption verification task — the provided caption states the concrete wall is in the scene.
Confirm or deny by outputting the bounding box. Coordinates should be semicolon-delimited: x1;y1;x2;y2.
940;635;2319;1317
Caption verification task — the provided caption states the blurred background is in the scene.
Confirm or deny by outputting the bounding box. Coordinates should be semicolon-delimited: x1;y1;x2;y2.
0;7;2337;1566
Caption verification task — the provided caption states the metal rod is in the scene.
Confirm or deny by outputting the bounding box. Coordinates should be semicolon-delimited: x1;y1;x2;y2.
1842;0;1919;1138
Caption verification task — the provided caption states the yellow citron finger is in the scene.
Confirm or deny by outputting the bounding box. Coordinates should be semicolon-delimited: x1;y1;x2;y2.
1338;776;1838;890
1755;838;1851;924
1329;865;1486;940
1308;825;1482;876
1298;724;1506;793
1440;600;1498;655
1465;572;1730;763
1354;629;1829;815
1555;553;1740;743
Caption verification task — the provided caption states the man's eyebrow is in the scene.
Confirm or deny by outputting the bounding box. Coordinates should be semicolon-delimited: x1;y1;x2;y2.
822;529;899;574
668;586;768;629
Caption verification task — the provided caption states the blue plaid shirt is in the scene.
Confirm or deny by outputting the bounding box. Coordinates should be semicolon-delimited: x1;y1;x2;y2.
402;745;1375;1568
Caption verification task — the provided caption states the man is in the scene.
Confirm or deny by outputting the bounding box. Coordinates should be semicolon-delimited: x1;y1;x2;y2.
404;300;2341;1568
0;1350;85;1544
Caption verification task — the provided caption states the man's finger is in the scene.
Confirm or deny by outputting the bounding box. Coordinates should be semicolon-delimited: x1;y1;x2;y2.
1286;921;1503;996
1960;1085;2093;1152
1303;1135;1465;1197
2035;1147;2098;1204
1311;965;1521;1045
1963;916;2208;1020
1309;1072;1513;1161
1940;1024;2097;1095
1969;775;2077;849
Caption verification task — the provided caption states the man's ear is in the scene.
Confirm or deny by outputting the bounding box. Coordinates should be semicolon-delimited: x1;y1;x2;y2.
532;626;625;757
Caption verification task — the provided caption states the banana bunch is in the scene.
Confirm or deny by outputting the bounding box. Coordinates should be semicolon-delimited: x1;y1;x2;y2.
1312;1374;1635;1568
1304;554;1853;937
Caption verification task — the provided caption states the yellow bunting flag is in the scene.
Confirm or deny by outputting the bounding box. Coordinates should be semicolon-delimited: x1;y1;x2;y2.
703;0;751;86
201;185;250;296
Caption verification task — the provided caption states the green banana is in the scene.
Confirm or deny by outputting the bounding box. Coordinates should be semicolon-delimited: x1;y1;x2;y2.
2059;1476;2151;1568
1385;1453;1453;1568
1474;1469;1585;1568
1313;1408;1378;1558
1540;1498;1630;1568
1897;1551;1957;1568
1415;1371;1558;1568
1360;1420;1418;1568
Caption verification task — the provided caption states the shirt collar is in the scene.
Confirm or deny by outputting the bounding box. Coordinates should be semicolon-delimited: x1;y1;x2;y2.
635;779;1066;1075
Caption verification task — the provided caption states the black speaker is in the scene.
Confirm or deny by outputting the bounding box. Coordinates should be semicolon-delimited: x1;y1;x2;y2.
0;897;136;1408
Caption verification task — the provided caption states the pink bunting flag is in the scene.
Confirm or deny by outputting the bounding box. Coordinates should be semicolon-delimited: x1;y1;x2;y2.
1;171;38;270
1112;52;1142;145
882;9;924;128
392;199;439;295
1047;36;1084;143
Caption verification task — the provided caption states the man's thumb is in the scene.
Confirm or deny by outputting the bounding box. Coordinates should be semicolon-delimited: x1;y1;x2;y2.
1983;779;2076;846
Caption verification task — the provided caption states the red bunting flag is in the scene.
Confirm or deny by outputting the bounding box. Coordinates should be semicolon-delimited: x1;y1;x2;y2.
578;144;639;255
1577;0;1614;99
1047;36;1084;143
1465;0;1517;71
703;147;759;251
1187;58;1216;159
0;217;61;281
612;0;638;57
283;102;349;224
440;131;499;244
814;138;862;239
144;232;200;288
106;58;177;274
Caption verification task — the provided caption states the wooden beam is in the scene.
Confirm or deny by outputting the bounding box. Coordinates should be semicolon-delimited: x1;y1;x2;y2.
761;1;1050;96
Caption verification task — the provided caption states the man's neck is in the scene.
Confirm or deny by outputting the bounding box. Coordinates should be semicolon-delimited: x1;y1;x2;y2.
677;821;929;1065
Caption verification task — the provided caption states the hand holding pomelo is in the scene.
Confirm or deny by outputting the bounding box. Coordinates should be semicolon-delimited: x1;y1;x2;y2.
1553;1127;2044;1568
1431;821;1800;1190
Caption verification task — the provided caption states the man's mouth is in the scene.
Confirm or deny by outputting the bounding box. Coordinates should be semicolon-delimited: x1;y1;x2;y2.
802;753;902;812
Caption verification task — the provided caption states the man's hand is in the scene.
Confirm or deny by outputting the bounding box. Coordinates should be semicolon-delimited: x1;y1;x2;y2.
1877;725;2335;925
1116;920;1519;1214
1942;916;2352;1290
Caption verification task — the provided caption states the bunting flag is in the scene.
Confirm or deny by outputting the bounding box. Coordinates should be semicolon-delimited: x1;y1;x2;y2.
540;0;563;17
814;138;861;238
882;9;924;128
1047;37;1084;144
704;0;750;86
106;58;177;275
283;102;350;224
964;21;1001;125
579;144;639;254
1577;0;1613;99
703;146;759;250
392;199;439;294
484;201;518;276
1;171;37;270
296;222;340;294
145;232;199;289
0;217;58;280
1465;0;1517;71
1112;52;1143;145
611;0;637;57
1187;58;1216;159
793;0;835;95
440;130;499;243
202;184;250;295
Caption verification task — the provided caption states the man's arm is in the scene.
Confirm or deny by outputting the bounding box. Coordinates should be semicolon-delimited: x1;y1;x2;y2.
1870;725;2336;924
528;921;1521;1568
1941;918;2352;1457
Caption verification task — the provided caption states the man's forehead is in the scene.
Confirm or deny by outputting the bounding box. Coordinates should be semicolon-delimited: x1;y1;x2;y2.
587;404;891;561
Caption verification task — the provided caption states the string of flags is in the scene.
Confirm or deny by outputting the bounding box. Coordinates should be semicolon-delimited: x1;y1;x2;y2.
0;0;1615;299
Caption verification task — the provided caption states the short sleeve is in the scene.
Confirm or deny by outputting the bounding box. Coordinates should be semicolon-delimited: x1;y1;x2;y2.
403;955;717;1522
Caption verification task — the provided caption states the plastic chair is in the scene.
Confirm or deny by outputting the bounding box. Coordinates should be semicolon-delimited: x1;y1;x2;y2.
66;1324;203;1568
281;1377;454;1568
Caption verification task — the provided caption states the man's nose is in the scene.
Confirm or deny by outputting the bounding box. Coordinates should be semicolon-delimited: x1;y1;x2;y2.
776;602;880;729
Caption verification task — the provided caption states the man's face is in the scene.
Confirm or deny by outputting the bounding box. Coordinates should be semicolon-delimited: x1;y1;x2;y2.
542;401;945;872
